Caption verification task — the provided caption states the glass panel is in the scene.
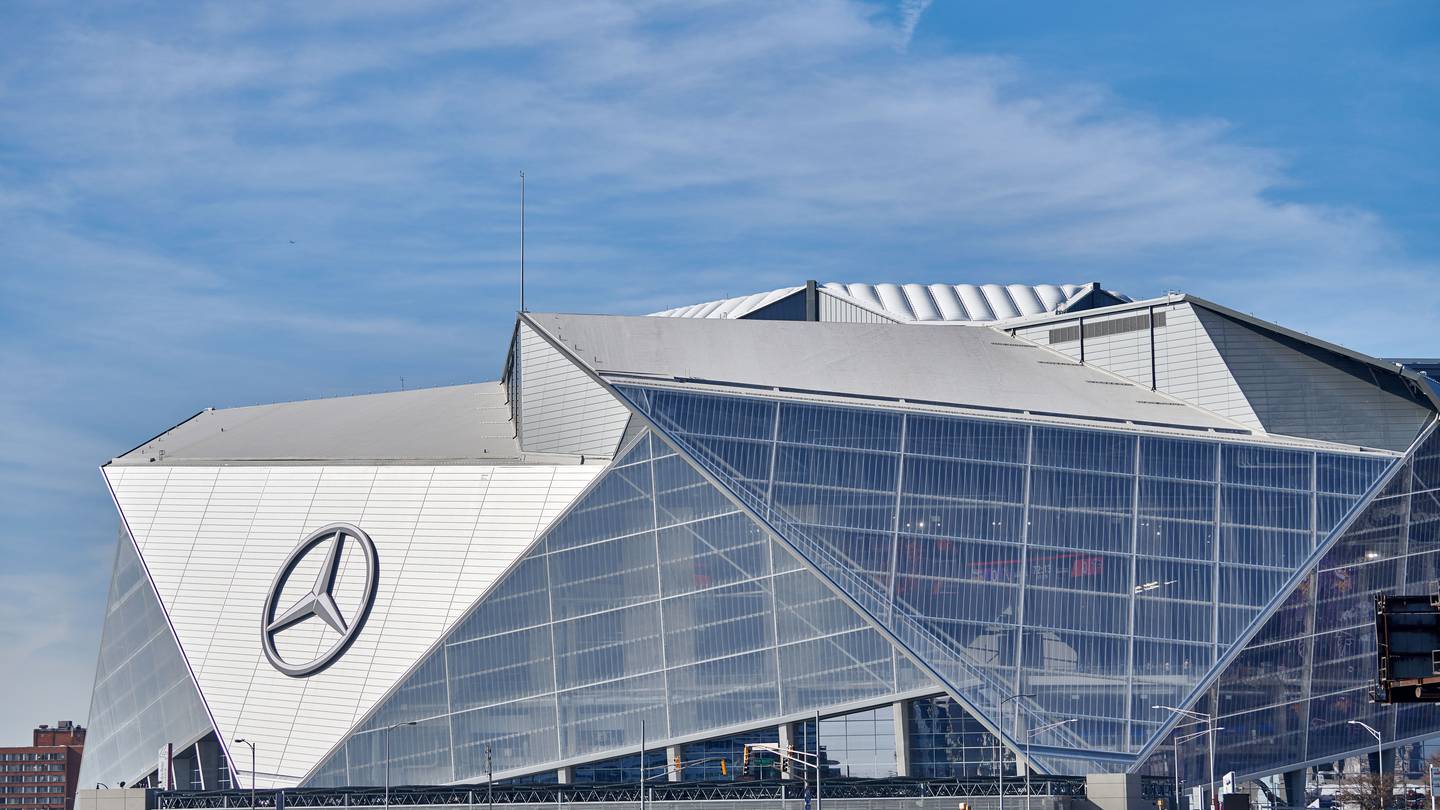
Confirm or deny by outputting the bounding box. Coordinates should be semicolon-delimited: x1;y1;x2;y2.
310;425;918;785
1139;429;1426;787
907;694;1009;778
78;531;218;789
613;386;1396;766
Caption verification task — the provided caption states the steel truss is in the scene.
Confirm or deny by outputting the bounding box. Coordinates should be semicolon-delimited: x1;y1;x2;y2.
155;776;1132;808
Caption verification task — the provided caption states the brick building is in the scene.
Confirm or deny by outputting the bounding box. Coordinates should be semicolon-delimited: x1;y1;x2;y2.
1;722;86;810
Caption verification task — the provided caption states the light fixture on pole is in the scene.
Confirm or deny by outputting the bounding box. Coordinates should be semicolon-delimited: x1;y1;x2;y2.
233;738;256;810
815;709;823;810
1348;720;1385;808
998;694;1036;810
384;721;417;810
1174;728;1215;810
1024;719;1077;810
485;743;493;810
1154;706;1218;810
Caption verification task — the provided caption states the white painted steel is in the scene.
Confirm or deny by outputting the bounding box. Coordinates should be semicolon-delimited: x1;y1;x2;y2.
1012;301;1432;451
105;462;601;789
1191;305;1431;450
517;322;632;457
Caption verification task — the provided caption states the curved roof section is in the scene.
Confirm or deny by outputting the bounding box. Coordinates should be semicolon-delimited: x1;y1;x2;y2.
650;286;804;319
650;282;1131;323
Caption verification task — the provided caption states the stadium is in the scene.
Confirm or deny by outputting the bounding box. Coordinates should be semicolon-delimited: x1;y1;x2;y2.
78;281;1440;808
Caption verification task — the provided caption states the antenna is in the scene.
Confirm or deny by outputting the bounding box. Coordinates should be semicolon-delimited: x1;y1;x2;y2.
520;170;526;313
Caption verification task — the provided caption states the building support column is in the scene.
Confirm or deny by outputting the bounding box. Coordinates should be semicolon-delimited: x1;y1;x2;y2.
892;701;910;778
557;765;573;784
778;722;795;780
194;736;223;791
1368;750;1396;777
1282;769;1306;810
666;745;682;782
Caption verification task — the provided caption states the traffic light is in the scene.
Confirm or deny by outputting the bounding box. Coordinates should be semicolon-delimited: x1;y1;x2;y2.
720;758;728;777
674;755;681;778
742;747;750;776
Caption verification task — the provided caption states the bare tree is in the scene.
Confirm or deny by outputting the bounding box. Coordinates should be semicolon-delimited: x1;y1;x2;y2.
1334;771;1398;810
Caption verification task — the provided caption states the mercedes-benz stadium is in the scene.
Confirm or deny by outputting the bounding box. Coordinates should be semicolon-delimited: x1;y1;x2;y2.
78;281;1440;807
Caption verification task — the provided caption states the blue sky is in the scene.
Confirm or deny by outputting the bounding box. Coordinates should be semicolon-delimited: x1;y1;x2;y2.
0;0;1436;739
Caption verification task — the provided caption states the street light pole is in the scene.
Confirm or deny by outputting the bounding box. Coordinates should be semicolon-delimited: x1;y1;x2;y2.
1348;721;1385;809
1155;706;1218;810
814;710;823;810
485;743;493;810
1174;729;1214;810
1025;720;1078;810
999;694;1036;810
233;739;255;810
384;721;417;810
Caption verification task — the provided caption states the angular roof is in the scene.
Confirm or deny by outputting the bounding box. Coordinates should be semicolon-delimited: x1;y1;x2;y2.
109;382;568;466
524;312;1304;440
650;281;1131;323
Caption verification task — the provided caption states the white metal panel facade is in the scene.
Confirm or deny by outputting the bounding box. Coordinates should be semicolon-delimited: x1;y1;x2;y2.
104;462;601;788
517;322;630;457
817;290;898;324
1193;306;1432;450
1018;303;1264;430
1154;302;1263;428
1075;310;1153;388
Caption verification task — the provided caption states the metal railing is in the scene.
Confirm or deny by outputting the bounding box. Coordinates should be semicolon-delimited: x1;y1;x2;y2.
155;776;1094;809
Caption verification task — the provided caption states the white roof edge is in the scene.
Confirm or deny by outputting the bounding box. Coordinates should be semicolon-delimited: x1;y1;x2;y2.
607;375;1402;457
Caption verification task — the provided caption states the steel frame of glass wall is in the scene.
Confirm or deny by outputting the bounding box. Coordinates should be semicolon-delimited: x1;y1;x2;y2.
306;374;1432;787
307;431;931;787
78;530;219;789
1143;424;1440;786
616;383;1399;773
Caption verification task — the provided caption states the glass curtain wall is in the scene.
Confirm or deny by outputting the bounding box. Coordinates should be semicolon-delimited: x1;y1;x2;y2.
307;430;923;786
1144;424;1440;785
617;385;1394;767
78;530;218;789
908;695;1009;778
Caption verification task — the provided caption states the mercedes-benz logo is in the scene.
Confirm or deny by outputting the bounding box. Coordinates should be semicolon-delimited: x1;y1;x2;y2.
261;523;379;678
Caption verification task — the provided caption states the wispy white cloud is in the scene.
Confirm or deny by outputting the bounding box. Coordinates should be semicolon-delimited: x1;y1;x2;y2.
898;0;933;50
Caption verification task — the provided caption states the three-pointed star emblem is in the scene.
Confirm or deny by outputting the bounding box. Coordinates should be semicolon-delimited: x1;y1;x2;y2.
261;523;379;678
266;531;352;635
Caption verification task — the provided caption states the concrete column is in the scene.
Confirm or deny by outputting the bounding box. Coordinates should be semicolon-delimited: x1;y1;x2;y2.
892;700;910;778
778;722;795;780
1086;774;1150;810
1282;769;1306;810
666;745;682;782
556;766;573;784
1367;750;1396;776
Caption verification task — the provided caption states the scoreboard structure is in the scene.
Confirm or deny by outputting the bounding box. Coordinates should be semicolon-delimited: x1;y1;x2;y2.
1374;593;1440;703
